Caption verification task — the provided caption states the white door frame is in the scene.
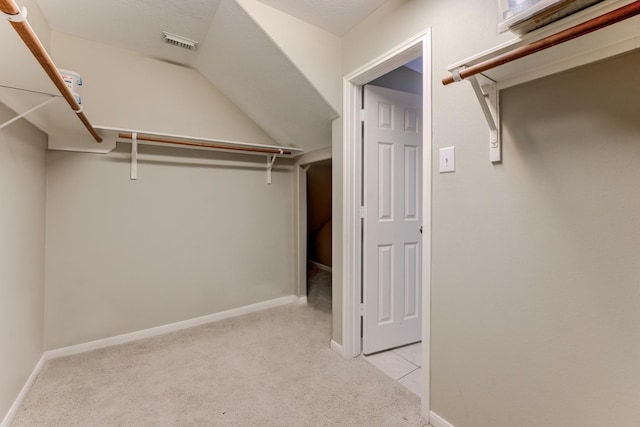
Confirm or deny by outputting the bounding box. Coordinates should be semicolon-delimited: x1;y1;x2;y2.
341;29;431;418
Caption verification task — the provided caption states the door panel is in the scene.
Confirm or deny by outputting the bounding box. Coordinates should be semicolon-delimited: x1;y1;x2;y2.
363;85;422;355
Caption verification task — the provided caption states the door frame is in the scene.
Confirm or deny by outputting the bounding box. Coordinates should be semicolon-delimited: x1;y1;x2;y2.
341;29;432;418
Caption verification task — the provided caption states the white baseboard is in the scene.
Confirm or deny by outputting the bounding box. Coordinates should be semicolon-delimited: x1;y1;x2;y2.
298;296;308;305
45;295;298;361
330;339;345;357
1;354;46;427
429;411;455;427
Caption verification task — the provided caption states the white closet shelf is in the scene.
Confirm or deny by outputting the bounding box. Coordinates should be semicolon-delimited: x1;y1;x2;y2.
96;126;303;158
0;1;303;170
0;85;105;150
94;126;303;184
443;0;639;164
446;0;640;90
0;0;102;142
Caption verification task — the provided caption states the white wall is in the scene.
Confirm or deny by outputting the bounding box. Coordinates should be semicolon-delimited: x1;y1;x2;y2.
473;52;640;426
339;0;640;426
15;13;305;350
45;144;295;349
37;27;299;349
0;103;47;419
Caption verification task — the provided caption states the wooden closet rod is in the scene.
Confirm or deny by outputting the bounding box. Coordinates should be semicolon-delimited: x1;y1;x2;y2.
443;1;640;86
118;132;295;156
0;0;102;142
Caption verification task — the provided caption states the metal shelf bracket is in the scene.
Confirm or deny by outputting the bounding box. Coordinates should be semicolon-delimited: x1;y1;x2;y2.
0;95;59;130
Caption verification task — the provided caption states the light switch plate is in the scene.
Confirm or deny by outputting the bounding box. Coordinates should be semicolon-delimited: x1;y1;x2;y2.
439;146;455;173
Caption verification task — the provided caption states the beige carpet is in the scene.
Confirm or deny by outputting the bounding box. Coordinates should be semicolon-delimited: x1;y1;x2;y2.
12;272;425;426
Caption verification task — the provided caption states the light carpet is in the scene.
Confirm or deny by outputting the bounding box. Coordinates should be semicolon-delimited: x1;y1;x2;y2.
12;273;425;426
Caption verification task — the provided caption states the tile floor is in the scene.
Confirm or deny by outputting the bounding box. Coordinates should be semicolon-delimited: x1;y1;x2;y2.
362;342;422;397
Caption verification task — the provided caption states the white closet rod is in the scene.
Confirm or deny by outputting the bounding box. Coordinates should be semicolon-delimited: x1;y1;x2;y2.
0;0;103;142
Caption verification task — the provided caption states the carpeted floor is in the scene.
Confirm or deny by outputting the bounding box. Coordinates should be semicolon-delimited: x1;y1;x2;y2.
12;269;425;426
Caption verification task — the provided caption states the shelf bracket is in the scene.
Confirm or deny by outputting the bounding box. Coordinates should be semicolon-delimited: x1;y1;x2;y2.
1;5;27;22
0;96;59;130
467;74;501;163
266;150;284;184
131;132;138;180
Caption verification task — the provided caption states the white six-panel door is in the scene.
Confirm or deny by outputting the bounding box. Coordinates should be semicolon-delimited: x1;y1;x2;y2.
363;85;422;355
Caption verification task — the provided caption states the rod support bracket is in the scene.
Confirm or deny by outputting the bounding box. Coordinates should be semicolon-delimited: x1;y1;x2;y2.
452;67;463;82
2;6;27;22
266;150;284;184
468;75;501;163
131;132;138;180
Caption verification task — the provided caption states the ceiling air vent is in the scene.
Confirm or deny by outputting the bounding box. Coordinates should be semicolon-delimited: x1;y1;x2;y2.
162;31;198;51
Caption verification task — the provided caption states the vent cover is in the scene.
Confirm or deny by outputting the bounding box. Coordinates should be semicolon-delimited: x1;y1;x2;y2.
162;31;198;51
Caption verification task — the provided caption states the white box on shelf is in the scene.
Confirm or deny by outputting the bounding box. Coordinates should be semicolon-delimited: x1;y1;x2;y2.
57;69;83;92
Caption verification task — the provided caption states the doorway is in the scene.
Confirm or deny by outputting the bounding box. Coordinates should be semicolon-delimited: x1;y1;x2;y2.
306;159;332;313
340;29;432;418
294;148;332;309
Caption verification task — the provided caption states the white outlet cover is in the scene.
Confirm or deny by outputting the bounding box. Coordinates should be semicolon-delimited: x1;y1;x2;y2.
439;146;455;173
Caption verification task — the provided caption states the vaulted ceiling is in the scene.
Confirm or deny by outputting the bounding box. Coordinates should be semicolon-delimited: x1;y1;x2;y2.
31;0;388;153
255;0;388;35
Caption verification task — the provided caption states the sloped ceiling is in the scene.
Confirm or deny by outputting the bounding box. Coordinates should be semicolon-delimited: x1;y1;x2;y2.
194;0;336;151
32;0;383;153
34;0;220;67
256;0;388;36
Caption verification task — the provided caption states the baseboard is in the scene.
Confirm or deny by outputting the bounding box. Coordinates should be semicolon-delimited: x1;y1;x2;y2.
45;295;298;361
298;296;308;305
1;354;46;427
429;411;455;427
330;339;345;357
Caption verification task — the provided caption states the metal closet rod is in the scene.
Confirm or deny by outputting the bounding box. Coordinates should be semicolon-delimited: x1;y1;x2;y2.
118;132;295;156
0;0;102;142
443;1;640;86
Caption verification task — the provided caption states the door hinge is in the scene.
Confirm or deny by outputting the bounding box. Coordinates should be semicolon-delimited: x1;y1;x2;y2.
359;206;366;219
359;109;366;122
359;303;365;316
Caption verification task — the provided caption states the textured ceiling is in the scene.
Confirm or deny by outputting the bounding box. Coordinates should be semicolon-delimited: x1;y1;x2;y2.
32;0;379;152
255;0;389;35
35;0;221;66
